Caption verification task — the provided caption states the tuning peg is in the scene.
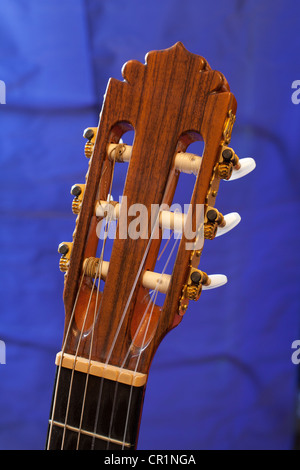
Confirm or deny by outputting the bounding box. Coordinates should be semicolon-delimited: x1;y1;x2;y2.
177;266;228;314
83;127;97;159
83;257;228;320
202;274;227;290
70;184;85;214
217;145;256;181
217;147;239;180
185;269;207;300
204;207;242;240
185;268;227;301
105;143;255;181
215;212;241;237
58;242;73;272
227;157;256;181
204;207;225;240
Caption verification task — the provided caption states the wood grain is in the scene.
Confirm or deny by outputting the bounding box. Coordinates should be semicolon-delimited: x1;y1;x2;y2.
61;42;236;378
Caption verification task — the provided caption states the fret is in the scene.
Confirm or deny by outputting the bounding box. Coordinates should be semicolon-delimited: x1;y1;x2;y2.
46;366;145;450
48;419;131;449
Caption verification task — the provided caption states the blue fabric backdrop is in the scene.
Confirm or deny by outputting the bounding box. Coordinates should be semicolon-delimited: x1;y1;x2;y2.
0;0;299;450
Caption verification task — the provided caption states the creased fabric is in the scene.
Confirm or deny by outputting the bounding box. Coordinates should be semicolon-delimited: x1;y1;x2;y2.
0;0;299;450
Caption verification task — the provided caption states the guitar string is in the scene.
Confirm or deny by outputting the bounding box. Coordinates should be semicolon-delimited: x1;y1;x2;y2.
156;229;174;261
106;232;180;449
75;214;114;449
48;219;176;449
74;153;126;449
105;284;159;448
46;262;87;449
121;235;180;449
91;206;186;448
48;157;116;449
47;142;161;448
50;151;189;448
60;210;114;449
60;262;98;449
47;163;109;448
50;209;196;449
118;209;204;449
101;207;161;366
75;197;117;449
51;146;131;449
69;159;117;449
105;225;180;448
120;226;206;449
90;208;162;449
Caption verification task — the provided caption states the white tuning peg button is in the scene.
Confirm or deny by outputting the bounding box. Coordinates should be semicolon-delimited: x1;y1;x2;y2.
228;158;256;181
215;212;241;237
202;274;228;290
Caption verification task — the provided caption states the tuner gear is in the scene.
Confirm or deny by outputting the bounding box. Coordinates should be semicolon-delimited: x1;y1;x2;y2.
83;127;97;159
204;222;218;240
185;268;209;301
71;184;85;214
217;146;240;180
204;207;225;240
58;242;73;272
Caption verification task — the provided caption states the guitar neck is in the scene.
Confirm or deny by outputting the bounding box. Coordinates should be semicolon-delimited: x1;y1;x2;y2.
46;366;146;450
49;43;251;451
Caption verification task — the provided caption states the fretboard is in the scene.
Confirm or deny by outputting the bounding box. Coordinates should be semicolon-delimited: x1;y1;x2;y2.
46;366;145;450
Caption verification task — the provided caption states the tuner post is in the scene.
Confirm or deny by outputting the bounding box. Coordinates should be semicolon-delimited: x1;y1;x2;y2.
204;206;225;240
83;127;97;159
71;184;85;214
185;268;209;301
179;267;210;314
58;242;73;272
217;146;240;180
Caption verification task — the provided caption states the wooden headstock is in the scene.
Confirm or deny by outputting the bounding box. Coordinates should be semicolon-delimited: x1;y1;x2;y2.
58;42;239;380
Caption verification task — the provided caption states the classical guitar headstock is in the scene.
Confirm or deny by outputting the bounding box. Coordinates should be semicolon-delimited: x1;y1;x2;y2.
56;42;255;381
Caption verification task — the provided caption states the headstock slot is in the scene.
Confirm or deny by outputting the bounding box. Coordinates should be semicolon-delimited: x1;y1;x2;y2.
94;127;136;270
145;135;205;308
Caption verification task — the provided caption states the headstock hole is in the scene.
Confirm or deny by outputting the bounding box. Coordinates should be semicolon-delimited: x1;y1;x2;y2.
185;139;204;158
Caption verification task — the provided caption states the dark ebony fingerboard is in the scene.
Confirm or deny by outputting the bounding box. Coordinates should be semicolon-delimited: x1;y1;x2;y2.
46;367;145;450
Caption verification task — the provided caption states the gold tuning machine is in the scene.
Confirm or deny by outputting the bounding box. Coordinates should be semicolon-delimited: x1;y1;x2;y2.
83;127;97;159
58;242;73;272
185;268;209;302
70;184;85;214
217;146;240;180
204;206;225;240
